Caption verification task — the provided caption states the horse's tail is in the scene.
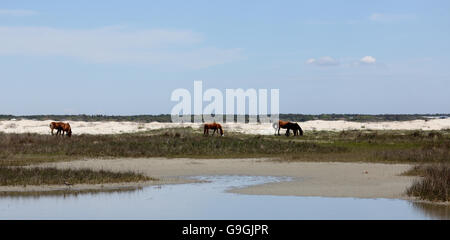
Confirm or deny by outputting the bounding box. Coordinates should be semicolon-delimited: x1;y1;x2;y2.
272;122;279;129
49;122;54;135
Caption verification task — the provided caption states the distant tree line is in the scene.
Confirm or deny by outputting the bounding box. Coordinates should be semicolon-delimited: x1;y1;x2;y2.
0;114;448;123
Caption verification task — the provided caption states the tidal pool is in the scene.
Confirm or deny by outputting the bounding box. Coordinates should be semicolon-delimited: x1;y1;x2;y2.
0;175;448;220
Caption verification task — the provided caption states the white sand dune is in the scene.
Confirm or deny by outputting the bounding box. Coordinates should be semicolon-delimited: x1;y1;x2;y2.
0;118;449;135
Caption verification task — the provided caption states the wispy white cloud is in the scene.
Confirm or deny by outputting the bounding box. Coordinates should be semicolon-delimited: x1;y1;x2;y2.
305;56;340;66
369;13;415;23
0;9;37;17
305;13;415;25
359;56;376;64
0;26;244;69
306;56;379;67
303;19;360;25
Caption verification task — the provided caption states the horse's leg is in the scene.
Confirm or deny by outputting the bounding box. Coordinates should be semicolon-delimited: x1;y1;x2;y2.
51;128;54;136
277;127;280;136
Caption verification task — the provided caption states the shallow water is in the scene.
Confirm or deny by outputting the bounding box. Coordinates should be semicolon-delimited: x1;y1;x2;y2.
0;175;448;220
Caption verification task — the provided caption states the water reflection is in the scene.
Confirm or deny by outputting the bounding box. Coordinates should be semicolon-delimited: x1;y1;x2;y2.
0;175;448;220
0;186;142;199
412;202;450;220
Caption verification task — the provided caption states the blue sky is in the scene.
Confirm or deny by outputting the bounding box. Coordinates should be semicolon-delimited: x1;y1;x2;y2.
1;0;449;115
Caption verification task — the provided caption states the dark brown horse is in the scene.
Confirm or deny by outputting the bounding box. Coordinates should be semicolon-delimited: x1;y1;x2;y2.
203;122;224;136
273;120;303;136
273;120;290;136
284;122;303;136
50;122;72;137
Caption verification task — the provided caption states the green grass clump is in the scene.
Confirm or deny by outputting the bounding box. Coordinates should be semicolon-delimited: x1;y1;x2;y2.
406;164;450;202
0;166;153;186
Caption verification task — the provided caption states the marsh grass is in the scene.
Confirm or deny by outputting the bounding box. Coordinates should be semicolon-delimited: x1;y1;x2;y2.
1;128;449;195
402;165;426;176
0;129;449;165
0;166;153;186
280;130;450;163
406;164;450;202
0;130;347;166
0;186;141;198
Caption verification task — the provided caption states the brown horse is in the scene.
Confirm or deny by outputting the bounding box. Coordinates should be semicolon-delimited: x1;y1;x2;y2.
274;120;290;136
274;120;303;136
50;122;72;137
203;122;224;136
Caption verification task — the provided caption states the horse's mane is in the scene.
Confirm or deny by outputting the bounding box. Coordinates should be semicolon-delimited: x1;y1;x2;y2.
218;124;223;135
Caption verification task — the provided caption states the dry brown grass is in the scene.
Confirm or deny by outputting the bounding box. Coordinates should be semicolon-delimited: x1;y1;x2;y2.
0;130;347;166
406;164;450;202
1;129;449;165
0;166;154;186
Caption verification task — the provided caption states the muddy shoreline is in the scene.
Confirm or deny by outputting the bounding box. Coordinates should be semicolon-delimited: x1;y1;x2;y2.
0;158;419;200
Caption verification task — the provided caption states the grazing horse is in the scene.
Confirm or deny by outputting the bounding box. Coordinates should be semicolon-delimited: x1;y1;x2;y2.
50;122;64;135
284;122;303;136
203;122;224;136
50;122;72;137
273;120;303;136
273;120;290;136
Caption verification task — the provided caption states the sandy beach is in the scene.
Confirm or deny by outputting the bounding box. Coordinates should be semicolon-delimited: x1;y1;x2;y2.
2;158;417;199
0;118;449;135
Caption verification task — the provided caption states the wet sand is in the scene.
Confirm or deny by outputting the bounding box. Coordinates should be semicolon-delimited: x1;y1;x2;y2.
2;158;418;199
